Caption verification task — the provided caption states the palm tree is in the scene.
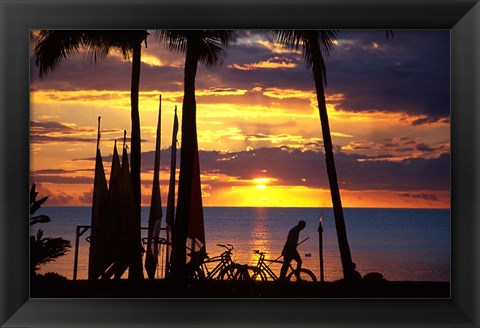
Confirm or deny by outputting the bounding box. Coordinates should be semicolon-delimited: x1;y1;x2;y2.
156;30;234;280
33;30;148;280
273;30;358;280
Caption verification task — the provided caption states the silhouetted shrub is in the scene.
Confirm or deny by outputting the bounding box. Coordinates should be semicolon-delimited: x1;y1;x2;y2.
30;183;71;275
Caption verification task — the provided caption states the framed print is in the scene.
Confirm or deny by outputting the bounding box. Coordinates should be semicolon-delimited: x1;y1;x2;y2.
1;0;479;327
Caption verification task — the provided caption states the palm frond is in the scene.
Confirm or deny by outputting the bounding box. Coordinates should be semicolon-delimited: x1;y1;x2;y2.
156;30;234;67
33;30;84;78
319;30;338;56
30;183;38;205
82;30;148;62
273;30;304;51
272;30;338;86
33;30;149;77
83;32;117;62
154;30;188;54
31;229;71;267
30;196;48;215
30;215;51;225
180;30;234;67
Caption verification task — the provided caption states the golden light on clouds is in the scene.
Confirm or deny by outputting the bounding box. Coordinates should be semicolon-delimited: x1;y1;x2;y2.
29;30;450;209
255;39;303;55
31;89;182;108
262;87;315;100
141;53;164;67
330;132;353;138
200;88;248;96
228;56;297;71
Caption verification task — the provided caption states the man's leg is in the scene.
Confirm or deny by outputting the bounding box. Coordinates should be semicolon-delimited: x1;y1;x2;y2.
279;256;292;280
293;251;302;271
293;251;302;280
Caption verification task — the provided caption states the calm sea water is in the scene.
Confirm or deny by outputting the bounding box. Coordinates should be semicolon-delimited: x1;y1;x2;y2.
33;207;450;282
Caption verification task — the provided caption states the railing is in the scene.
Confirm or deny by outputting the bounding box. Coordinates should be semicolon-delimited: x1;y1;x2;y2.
73;225;168;280
73;225;90;281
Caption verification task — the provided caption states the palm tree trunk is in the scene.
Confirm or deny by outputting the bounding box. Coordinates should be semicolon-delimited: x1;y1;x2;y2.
310;38;354;280
170;40;198;281
128;41;144;280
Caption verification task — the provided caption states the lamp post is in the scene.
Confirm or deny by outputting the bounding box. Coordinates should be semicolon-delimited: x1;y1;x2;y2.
318;215;324;283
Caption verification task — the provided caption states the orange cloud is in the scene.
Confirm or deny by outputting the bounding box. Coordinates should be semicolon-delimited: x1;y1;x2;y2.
256;40;302;55
262;87;315;100
229;56;297;71
141;53;164;67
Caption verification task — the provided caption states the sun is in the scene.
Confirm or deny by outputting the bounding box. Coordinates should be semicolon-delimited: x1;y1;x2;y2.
252;177;275;189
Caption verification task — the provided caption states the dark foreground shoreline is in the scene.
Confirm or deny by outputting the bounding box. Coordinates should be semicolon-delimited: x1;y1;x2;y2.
31;278;450;298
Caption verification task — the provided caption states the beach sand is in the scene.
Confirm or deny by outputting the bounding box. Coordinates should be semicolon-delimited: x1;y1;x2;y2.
31;278;449;298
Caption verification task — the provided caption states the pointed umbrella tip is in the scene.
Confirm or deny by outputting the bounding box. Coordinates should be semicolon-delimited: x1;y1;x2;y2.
96;117;102;149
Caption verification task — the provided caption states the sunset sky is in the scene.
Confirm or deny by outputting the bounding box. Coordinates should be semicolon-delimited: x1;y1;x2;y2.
29;30;450;208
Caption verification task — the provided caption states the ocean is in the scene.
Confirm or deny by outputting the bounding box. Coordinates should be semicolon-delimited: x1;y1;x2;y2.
33;207;450;282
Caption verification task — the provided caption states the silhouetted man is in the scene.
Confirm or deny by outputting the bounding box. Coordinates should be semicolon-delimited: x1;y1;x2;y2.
280;220;306;280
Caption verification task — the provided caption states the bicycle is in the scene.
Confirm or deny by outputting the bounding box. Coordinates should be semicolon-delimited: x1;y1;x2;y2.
235;249;317;282
186;243;242;280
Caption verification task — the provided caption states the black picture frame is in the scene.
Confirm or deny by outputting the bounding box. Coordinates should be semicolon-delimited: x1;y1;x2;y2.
1;0;479;327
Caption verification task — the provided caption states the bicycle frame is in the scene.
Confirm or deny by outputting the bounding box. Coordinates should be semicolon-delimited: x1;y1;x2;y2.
201;252;233;279
251;250;302;281
188;244;237;280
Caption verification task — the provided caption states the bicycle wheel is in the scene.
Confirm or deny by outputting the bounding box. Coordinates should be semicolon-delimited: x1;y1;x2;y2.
187;266;205;280
232;266;251;281
286;268;317;282
218;264;240;281
243;266;267;281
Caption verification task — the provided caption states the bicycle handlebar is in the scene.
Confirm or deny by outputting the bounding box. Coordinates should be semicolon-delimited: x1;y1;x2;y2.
217;243;234;251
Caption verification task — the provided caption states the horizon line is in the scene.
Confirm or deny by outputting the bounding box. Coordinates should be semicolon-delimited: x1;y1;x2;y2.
42;205;450;210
